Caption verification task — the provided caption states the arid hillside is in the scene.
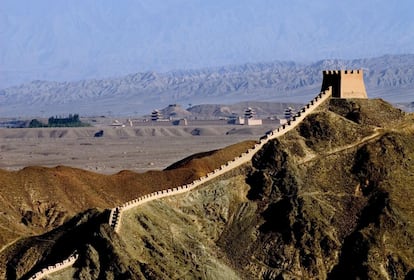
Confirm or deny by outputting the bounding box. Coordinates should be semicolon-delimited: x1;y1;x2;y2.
0;140;255;249
1;98;414;279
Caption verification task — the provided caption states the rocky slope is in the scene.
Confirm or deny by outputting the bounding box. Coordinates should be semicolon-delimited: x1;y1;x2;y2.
1;98;414;279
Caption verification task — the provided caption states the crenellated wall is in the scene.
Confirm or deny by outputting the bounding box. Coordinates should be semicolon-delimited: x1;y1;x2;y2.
27;252;78;280
27;85;334;279
109;86;333;233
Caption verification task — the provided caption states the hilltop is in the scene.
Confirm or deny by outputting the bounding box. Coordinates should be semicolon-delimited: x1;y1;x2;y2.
1;97;413;279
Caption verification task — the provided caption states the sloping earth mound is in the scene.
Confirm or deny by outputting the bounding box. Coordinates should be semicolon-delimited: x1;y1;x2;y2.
0;139;254;249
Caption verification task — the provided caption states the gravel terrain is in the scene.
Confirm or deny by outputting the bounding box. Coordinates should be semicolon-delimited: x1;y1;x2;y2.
0;123;276;174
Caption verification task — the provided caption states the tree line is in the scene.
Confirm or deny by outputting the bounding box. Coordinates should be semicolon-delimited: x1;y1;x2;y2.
29;114;89;128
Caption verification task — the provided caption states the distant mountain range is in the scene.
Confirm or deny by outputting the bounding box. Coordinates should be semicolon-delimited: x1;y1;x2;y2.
1;54;413;117
2;1;414;89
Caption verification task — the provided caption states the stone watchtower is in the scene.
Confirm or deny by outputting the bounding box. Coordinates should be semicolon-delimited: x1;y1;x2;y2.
321;69;367;99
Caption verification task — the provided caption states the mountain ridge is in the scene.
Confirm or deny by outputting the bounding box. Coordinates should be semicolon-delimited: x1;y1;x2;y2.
1;97;414;279
1;54;413;117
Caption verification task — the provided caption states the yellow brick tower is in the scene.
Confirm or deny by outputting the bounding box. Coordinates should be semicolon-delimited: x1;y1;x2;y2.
321;69;367;99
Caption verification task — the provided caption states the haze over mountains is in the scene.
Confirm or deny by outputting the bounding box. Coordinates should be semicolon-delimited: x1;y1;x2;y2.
1;1;413;117
0;55;413;117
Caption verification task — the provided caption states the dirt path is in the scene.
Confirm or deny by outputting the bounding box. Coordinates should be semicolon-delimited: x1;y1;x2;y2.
298;128;383;164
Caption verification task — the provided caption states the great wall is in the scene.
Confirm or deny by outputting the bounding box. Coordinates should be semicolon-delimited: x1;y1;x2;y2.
28;253;78;280
26;69;368;279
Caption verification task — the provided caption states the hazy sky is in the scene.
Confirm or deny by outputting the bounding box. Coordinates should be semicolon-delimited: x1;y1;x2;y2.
1;0;413;86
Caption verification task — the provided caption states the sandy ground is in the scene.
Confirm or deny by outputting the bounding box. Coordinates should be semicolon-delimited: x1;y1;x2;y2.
0;123;277;174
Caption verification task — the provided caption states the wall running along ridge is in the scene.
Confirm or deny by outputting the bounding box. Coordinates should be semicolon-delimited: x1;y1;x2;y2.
28;87;333;279
27;252;78;280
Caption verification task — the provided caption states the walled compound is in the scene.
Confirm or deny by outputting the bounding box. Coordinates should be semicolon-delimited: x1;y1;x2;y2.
27;69;368;279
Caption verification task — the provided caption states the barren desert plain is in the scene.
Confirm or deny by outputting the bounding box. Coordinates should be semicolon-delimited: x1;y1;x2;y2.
0;120;278;174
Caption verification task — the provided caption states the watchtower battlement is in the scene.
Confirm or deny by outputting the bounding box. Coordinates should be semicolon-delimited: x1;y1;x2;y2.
321;69;367;99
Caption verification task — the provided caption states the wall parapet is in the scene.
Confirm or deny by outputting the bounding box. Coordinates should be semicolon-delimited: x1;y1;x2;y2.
28;252;79;280
27;84;334;279
108;86;333;234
